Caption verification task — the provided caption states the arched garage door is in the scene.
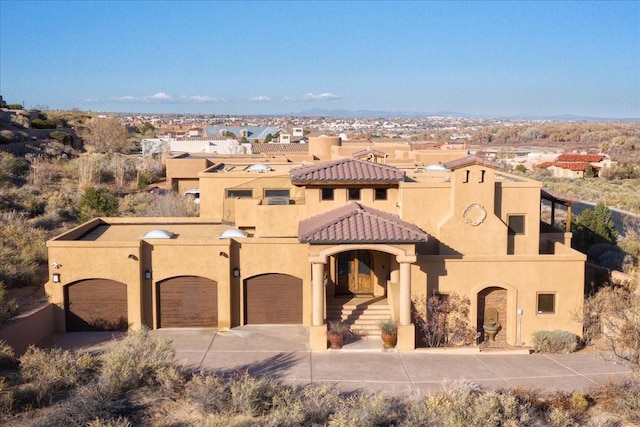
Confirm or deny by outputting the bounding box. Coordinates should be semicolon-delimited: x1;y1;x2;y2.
65;279;128;331
157;276;217;328
245;274;302;324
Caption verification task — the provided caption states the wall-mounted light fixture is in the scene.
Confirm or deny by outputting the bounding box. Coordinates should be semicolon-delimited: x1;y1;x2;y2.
128;254;139;261
52;273;61;283
233;268;240;277
144;270;152;280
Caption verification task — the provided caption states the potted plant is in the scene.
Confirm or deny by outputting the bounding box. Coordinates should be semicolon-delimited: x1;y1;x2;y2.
327;320;350;349
379;319;398;349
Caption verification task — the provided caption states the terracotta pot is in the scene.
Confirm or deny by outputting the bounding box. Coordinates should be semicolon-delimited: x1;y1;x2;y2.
328;332;343;349
381;332;397;349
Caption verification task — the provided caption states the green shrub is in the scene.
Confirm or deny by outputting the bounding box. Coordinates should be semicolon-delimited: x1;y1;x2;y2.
30;118;57;129
49;130;72;144
98;328;181;395
531;330;579;353
77;186;119;222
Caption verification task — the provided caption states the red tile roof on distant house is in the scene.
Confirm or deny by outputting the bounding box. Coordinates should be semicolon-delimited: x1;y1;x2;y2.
290;158;405;185
556;154;605;163
552;162;594;172
298;202;429;243
443;155;504;171
351;148;388;159
251;143;309;154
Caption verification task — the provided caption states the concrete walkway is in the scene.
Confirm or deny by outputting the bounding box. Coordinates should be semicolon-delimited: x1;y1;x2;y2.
51;326;634;396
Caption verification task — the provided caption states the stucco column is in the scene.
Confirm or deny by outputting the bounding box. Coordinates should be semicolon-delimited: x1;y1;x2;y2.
389;257;400;284
399;261;411;325
312;262;325;326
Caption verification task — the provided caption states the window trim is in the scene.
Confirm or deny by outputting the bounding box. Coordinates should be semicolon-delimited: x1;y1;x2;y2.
374;188;388;201
508;214;526;235
321;188;335;201
264;189;290;198
226;189;253;198
537;293;556;314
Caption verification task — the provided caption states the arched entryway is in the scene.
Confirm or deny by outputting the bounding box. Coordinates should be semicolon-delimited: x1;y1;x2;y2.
65;279;128;331
336;250;374;295
244;273;303;324
477;286;508;344
157;276;218;328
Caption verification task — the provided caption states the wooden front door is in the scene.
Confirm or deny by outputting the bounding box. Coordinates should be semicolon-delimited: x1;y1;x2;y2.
337;250;374;295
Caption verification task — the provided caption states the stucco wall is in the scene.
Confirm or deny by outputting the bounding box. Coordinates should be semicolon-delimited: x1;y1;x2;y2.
0;304;54;356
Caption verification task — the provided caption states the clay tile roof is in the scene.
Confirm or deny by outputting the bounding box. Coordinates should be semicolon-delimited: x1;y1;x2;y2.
553;162;592;171
352;148;388;158
290;158;405;185
541;189;580;204
251;144;309;154
556;154;605;163
298;202;429;244
535;161;555;169
443;155;504;171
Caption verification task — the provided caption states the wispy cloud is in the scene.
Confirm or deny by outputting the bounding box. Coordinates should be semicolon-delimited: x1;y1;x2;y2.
303;92;340;101
109;93;227;104
250;95;271;102
280;96;296;102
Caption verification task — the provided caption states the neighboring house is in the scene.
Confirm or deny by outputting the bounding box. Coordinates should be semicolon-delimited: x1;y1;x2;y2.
141;137;251;157
204;126;282;143
535;153;612;178
46;137;585;350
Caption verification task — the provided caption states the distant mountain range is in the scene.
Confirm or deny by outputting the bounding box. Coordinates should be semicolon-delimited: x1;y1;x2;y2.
286;108;638;121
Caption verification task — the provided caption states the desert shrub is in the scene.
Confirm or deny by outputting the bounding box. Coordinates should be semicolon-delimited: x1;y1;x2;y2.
265;384;342;426
86;417;132;427
402;379;541;427
119;191;199;217
0;377;13;415
98;328;181;396
49;130;73;144
33;382;127;427
597;377;640;424
0;340;16;369
413;292;475;347
328;392;400;427
0;210;49;287
226;372;282;417
0;284;18;325
583;281;640;366
0;152;29;186
27;155;64;187
18;346;98;406
77;186;119;222
185;373;229;414
531;330;580;353
30;118;56;129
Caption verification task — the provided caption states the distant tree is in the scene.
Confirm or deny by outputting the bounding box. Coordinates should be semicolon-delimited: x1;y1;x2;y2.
572;202;619;254
240;136;248;144
264;133;274;143
514;164;527;173
77;186;119;221
136;122;156;137
79;117;131;154
584;166;595;178
224;131;237;139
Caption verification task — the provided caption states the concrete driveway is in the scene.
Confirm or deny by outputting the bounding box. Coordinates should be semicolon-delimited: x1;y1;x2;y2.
51;326;634;396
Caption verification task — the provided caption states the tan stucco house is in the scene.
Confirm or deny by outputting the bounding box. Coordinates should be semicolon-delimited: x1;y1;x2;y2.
46;137;586;350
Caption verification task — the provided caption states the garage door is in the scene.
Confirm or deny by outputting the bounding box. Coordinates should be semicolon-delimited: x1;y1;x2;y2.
65;279;128;331
245;274;302;324
157;276;217;327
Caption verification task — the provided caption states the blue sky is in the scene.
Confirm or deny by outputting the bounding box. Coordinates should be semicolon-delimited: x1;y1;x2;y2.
1;1;638;118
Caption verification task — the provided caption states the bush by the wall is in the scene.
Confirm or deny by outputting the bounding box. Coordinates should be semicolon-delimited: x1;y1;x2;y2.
30;118;56;129
532;330;580;353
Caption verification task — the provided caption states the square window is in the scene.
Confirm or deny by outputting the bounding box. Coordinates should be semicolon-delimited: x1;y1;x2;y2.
508;215;525;235
264;189;290;198
348;188;361;201
226;189;252;198
374;188;388;201
321;188;334;201
537;293;555;314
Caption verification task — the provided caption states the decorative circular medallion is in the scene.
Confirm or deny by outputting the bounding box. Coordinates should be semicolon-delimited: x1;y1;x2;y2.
462;203;487;226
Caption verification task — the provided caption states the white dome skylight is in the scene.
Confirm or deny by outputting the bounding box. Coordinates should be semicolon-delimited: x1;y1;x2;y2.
246;164;271;172
220;228;248;239
143;229;174;239
425;164;449;171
